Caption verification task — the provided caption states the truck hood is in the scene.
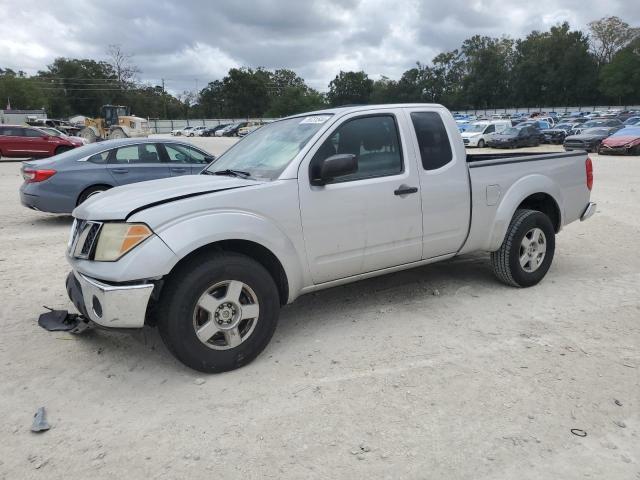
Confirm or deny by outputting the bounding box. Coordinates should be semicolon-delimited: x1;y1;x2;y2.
73;174;262;221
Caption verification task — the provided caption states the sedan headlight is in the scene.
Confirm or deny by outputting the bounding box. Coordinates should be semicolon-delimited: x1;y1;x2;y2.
94;223;153;261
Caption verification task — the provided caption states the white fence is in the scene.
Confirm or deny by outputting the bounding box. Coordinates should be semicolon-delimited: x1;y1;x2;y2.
148;118;276;134
454;105;640;116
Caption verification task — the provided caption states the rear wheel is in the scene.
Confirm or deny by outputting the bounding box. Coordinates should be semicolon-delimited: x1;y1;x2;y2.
157;252;280;373
491;209;555;287
109;128;127;139
77;185;111;205
78;127;97;143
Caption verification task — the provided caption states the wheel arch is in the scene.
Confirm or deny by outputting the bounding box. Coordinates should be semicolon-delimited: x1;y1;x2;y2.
164;239;290;306
76;183;114;206
488;174;563;251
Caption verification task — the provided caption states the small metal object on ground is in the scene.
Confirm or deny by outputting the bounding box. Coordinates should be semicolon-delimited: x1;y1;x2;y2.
570;428;587;437
31;407;50;433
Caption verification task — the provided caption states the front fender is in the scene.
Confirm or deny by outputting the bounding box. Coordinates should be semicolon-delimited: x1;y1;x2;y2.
155;211;306;303
487;174;563;251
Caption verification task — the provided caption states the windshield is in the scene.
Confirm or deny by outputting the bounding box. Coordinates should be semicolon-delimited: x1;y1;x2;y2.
465;124;487;133
41;127;64;137
582;128;609;136
205;114;332;180
611;127;640;137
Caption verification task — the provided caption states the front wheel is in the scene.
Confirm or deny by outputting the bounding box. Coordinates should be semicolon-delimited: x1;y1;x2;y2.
157;252;280;373
491;209;555;287
109;128;127;139
477;139;485;148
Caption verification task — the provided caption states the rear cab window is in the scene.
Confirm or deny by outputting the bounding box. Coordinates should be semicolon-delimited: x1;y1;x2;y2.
410;112;453;170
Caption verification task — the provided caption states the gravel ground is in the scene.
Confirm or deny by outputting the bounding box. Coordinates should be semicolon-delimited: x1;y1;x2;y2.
0;139;638;479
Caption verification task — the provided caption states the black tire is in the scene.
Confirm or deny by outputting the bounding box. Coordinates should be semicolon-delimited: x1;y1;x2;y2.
55;146;74;155
491;209;555;288
157;252;280;373
477;139;485;148
77;185;111;205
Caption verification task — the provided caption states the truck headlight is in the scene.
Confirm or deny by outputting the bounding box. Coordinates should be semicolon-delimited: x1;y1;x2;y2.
94;223;153;261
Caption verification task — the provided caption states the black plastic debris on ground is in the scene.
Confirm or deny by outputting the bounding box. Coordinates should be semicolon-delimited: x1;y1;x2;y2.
38;308;90;333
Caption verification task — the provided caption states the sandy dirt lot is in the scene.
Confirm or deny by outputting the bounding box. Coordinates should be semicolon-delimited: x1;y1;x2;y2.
0;139;638;479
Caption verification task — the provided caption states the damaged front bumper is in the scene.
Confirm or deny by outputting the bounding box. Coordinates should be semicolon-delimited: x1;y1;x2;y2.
66;271;154;329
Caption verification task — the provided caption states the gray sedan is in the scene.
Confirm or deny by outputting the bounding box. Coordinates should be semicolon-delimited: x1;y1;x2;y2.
20;138;215;213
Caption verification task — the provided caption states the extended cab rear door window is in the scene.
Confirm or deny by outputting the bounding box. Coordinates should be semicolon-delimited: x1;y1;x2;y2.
310;114;403;183
410;112;453;170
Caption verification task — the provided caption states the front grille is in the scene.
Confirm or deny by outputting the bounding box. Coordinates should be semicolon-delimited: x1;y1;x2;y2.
564;140;585;149
70;221;102;259
80;223;101;257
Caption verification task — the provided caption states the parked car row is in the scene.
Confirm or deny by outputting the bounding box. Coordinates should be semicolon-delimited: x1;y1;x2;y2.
170;121;267;138
0;125;85;158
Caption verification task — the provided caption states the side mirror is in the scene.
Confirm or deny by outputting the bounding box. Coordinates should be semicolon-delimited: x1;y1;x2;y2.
41;135;50;140
204;155;215;163
311;154;358;186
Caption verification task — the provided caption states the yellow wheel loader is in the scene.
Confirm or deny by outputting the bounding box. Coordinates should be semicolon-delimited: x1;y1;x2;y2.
77;105;151;143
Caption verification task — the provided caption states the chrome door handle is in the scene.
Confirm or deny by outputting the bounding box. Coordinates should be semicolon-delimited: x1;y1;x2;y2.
111;168;129;174
394;185;418;196
171;167;187;173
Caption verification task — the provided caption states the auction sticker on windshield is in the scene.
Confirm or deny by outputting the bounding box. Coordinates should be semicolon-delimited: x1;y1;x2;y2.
300;115;331;124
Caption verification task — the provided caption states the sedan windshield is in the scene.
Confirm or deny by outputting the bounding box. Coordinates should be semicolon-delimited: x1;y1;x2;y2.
205;114;332;180
611;127;640;137
582;128;609;136
502;127;520;135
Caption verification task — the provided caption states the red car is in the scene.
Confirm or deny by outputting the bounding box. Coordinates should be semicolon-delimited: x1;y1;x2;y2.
0;125;84;158
599;126;640;155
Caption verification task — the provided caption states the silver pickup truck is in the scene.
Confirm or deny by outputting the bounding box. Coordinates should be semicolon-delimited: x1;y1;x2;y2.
56;104;596;372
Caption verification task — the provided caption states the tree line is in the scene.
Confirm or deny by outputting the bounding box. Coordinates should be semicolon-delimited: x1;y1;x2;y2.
1;16;638;120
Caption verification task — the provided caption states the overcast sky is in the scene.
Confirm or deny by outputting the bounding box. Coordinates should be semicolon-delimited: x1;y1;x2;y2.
1;0;638;93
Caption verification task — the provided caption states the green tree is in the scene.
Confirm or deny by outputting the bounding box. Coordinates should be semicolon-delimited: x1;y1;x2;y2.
589;16;640;65
600;38;640;104
460;36;514;108
327;71;373;106
266;85;326;117
510;23;598;107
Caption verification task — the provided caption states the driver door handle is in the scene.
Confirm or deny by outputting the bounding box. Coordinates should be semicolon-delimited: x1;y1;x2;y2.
394;185;418;196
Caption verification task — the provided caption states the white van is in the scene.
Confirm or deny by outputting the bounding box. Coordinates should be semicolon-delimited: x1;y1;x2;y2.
461;120;511;147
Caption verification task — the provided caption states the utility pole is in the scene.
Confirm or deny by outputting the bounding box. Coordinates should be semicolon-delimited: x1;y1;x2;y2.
161;78;167;120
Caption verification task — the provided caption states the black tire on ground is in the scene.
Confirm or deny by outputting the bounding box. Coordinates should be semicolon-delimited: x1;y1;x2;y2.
593;142;601;154
77;185;111;205
490;209;555;288
477;139;485;148
55;146;74;156
157;252;280;373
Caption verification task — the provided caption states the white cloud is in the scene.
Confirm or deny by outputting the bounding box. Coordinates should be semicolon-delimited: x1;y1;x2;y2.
0;0;638;91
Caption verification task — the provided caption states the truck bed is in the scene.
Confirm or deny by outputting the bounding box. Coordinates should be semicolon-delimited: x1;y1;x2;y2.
460;150;590;254
466;151;584;164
